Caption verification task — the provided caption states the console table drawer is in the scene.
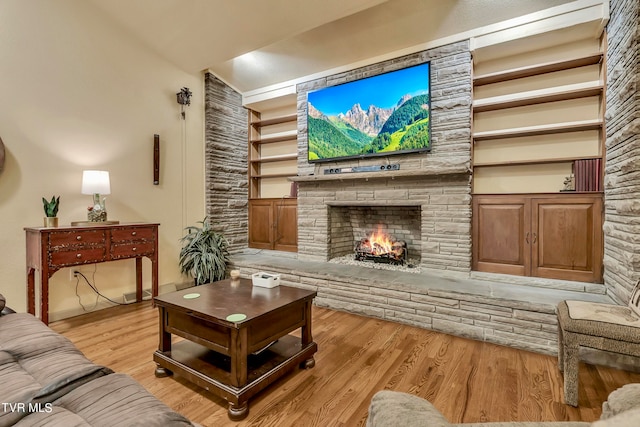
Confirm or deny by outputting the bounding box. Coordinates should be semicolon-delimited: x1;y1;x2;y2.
111;241;155;259
50;247;107;267
49;230;106;247
111;226;155;242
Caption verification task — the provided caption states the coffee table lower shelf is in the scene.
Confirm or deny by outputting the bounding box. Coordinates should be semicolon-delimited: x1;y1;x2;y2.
153;335;317;420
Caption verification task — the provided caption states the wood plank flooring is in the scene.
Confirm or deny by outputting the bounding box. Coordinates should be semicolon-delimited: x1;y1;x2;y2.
50;302;640;427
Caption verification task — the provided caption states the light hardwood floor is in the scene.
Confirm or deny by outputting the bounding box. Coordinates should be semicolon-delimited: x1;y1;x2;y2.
50;302;640;427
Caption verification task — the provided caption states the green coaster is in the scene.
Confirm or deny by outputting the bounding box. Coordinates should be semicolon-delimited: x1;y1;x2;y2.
226;313;247;322
183;293;200;299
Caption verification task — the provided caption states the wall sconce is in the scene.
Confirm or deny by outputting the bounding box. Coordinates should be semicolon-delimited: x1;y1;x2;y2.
82;170;111;222
176;87;192;120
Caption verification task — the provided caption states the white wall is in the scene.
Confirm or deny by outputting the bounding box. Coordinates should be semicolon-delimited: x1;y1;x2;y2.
0;0;205;318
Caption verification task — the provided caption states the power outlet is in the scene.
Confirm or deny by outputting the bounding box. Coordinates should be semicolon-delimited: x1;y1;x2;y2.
69;269;79;281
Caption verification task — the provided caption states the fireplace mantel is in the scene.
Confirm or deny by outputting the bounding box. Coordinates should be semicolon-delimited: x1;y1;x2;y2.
326;201;422;206
289;163;470;183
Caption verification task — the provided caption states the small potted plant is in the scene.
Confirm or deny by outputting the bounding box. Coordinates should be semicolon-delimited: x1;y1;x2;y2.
179;217;229;286
42;195;60;227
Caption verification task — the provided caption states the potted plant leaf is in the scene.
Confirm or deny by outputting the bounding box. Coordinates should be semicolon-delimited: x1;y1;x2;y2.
42;195;60;227
179;217;229;286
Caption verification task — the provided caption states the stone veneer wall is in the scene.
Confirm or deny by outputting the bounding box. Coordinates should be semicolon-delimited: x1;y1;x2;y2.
604;0;640;303
295;41;473;272
204;73;248;252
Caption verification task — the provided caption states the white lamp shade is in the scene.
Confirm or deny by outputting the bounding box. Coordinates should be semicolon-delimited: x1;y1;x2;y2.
81;170;111;195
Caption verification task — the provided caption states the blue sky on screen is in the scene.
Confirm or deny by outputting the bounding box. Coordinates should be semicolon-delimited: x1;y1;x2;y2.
308;62;430;116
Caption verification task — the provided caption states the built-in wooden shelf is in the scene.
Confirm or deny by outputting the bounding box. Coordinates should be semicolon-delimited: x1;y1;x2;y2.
251;173;297;179
249;154;298;163
250;130;297;145
473;155;601;168
473;82;603;113
473;53;603;86
250;114;297;128
473;119;603;141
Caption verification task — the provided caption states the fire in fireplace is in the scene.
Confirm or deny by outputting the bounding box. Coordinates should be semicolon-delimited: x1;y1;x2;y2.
354;228;407;265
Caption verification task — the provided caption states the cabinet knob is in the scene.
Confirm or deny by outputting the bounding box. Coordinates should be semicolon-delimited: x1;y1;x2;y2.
76;236;82;241
76;253;82;258
132;231;137;236
132;247;137;252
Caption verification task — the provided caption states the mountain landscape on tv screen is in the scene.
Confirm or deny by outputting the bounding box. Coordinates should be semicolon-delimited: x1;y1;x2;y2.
308;93;430;161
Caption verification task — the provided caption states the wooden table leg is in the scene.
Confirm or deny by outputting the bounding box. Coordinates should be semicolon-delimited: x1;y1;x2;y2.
228;402;249;421
151;257;158;306
301;300;315;369
41;273;49;325
227;327;249;420
135;257;143;302
230;328;249;387
26;267;35;316
155;307;172;377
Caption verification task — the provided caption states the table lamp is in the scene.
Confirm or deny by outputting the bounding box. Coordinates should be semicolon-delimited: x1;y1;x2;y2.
82;170;110;222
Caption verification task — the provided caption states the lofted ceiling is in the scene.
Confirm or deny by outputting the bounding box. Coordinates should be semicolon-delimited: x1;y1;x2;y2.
87;0;579;94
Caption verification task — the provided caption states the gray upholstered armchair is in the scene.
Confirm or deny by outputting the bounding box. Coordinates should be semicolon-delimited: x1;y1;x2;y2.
366;385;640;427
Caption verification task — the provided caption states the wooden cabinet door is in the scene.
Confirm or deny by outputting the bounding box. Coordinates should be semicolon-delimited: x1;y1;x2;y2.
472;194;603;283
249;200;274;250
473;196;530;276
531;196;603;283
249;199;298;252
274;199;298;252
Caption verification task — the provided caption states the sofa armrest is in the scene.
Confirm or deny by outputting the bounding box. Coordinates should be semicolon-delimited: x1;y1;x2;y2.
0;294;17;316
601;384;640;419
366;390;451;427
595;407;640;426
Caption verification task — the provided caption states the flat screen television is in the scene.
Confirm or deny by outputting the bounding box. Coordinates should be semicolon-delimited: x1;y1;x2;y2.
307;62;431;163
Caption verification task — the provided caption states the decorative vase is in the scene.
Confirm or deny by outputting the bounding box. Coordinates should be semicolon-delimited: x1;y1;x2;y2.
43;217;58;227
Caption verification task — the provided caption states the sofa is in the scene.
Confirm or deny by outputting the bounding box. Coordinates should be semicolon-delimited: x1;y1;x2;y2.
0;293;197;426
366;385;640;427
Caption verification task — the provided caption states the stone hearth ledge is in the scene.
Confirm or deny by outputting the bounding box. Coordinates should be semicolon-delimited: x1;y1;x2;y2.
229;250;611;356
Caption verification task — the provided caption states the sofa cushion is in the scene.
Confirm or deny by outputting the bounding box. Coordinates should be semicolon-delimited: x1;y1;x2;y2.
19;373;196;427
601;383;640;419
559;301;640;343
0;313;113;425
593;407;640;427
13;406;93;427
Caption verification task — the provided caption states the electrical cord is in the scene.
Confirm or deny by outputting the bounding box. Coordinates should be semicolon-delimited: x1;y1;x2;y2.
74;270;128;308
75;274;99;312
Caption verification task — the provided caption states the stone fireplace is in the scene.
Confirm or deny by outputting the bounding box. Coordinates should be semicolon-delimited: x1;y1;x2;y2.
294;172;472;272
294;39;473;273
328;204;421;262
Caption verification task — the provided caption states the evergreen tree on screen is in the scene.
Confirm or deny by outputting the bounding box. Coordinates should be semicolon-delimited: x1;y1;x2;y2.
379;94;430;135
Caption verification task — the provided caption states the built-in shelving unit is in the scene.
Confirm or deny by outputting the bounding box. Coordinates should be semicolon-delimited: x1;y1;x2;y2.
247;109;298;252
472;38;606;195
248;110;298;199
470;32;606;284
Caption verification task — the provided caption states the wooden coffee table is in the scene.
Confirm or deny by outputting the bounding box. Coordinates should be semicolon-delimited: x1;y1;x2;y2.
153;278;317;420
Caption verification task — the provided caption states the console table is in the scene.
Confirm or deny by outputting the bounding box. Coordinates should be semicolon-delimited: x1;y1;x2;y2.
25;223;159;325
